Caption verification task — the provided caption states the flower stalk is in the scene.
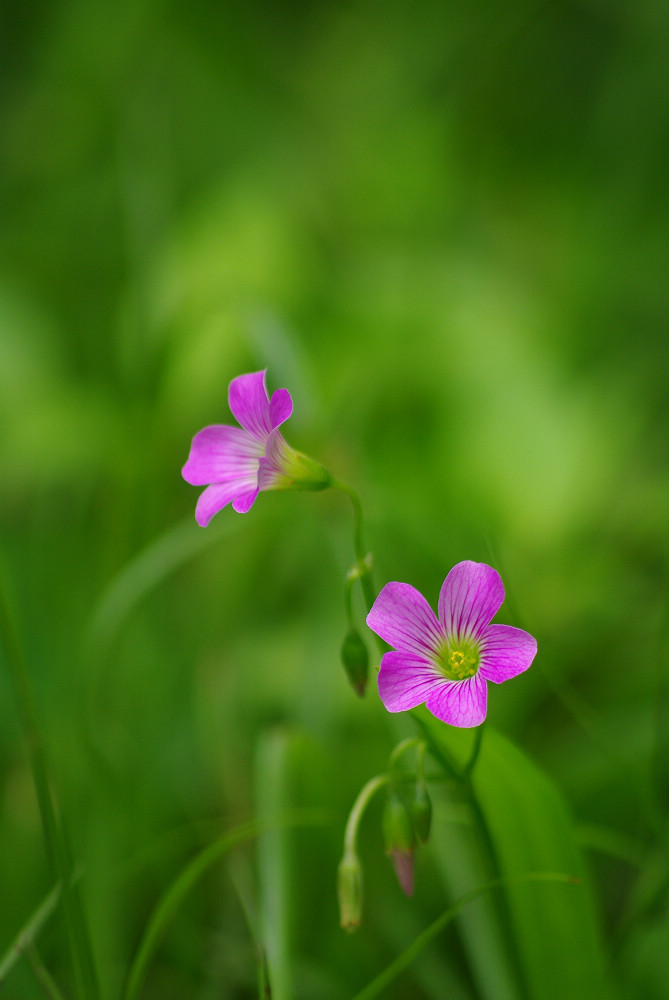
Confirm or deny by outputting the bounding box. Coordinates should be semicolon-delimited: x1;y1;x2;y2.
331;478;377;618
338;774;389;930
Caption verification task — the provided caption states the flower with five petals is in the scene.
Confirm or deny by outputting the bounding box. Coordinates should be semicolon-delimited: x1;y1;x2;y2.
182;370;330;526
366;561;537;728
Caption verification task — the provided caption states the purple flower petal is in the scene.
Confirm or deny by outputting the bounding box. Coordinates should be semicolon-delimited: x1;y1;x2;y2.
269;387;293;428
425;673;488;728
183;371;303;525
367;583;442;657
479;624;537;683
257;428;293;490
438;561;505;641
228;371;273;439
181;425;263;486
195;482;253;527
377;651;442;712
232;489;260;513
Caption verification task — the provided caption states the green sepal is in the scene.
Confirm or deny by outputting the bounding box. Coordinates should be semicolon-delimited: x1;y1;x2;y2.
409;780;432;845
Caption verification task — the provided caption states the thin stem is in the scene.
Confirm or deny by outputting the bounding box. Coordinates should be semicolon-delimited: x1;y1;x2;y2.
412;712;526;990
343;574;356;630
343;775;389;856
415;741;427;782
331;478;386;653
331;478;365;567
410;714;460;783
461;724;485;779
388;738;423;771
0;560;99;1000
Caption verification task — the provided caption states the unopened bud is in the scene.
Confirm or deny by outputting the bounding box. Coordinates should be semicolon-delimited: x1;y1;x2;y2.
340;628;369;697
337;851;363;932
388;847;414;897
382;790;416;896
409;781;432;845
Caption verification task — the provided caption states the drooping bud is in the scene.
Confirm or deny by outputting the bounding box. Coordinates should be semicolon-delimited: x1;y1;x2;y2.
337;851;364;932
389;848;414;898
340;628;370;697
382;790;416;896
409;780;432;845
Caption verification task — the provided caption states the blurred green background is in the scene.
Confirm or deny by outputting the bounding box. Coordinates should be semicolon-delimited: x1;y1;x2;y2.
1;0;668;997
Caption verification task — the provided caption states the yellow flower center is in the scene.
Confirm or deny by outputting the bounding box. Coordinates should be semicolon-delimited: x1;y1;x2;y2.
437;640;480;681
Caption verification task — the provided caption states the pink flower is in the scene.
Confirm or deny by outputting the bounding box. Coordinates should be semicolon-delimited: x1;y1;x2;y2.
182;370;330;526
366;561;537;728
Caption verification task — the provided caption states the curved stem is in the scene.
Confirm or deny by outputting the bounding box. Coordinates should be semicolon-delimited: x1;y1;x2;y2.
330;478;365;567
343;775;389;856
331;478;387;653
461;724;485;779
388;738;422;771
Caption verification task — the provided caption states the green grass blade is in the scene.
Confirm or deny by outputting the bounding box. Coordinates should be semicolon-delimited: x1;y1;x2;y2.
0;883;61;985
420;715;616;1000
86;515;242;656
254;730;295;1000
26;943;68;1000
350;873;576;1000
121;809;326;1000
0;556;100;1000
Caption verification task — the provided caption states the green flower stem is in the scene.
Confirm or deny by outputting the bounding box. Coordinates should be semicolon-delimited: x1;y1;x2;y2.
415;740;428;782
412;718;495;856
330;478;366;569
412;712;524;984
461;723;485;778
388;737;423;771
343;775;389;857
331;478;388;655
0;562;99;1000
343;573;356;631
331;480;374;606
410;714;460;783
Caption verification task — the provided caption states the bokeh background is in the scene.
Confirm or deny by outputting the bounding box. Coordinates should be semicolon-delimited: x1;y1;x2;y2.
1;1;668;997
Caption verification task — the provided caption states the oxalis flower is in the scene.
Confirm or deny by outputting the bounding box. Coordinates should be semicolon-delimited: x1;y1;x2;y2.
182;370;331;526
366;561;537;728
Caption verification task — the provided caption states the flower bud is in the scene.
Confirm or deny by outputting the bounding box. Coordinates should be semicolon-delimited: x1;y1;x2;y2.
409;781;432;845
388;848;414;897
340;628;369;697
337;851;363;932
382;790;416;896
